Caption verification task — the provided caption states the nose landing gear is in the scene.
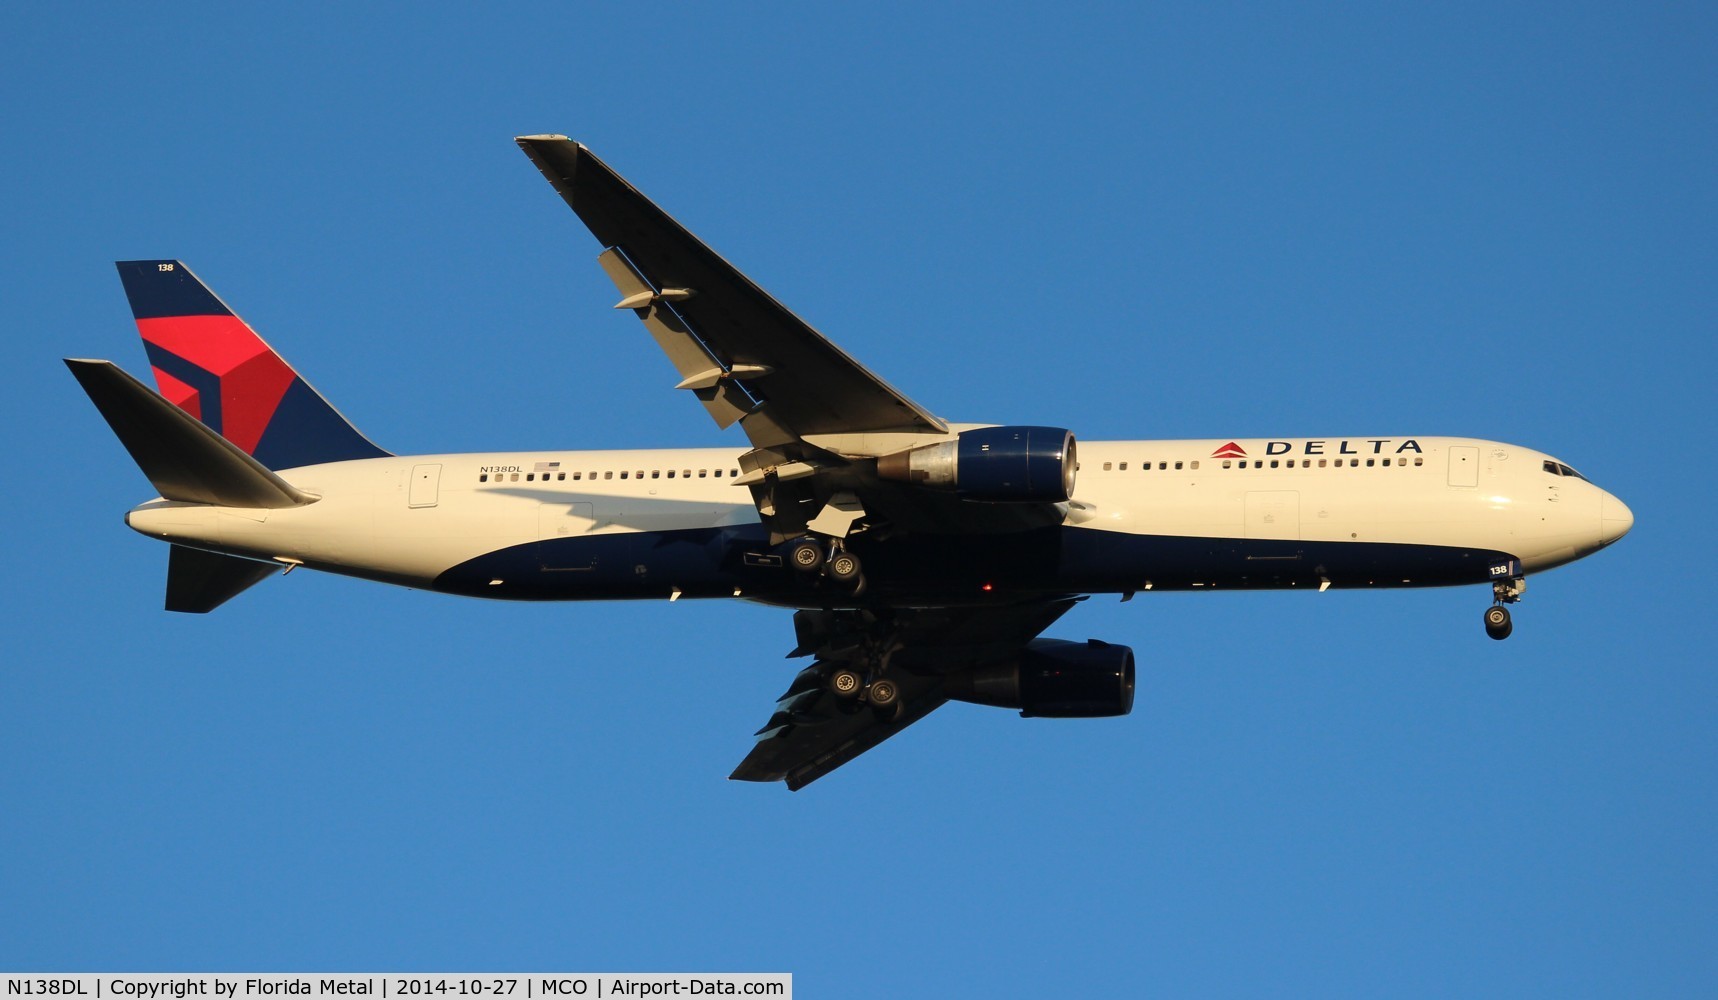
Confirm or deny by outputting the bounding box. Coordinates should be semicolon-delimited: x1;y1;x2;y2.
1484;605;1513;640
1486;574;1527;641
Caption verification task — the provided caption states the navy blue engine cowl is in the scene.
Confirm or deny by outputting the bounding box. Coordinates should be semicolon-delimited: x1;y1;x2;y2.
876;426;1077;502
955;426;1077;502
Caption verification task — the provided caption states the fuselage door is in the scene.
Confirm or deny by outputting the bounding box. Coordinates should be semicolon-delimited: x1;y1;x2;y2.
408;464;442;507
1448;446;1480;488
1245;491;1300;540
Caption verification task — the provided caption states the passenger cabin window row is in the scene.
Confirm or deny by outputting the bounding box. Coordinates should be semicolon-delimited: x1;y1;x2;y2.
1218;456;1426;469
1098;461;1199;471
1087;455;1432;473
478;467;743;483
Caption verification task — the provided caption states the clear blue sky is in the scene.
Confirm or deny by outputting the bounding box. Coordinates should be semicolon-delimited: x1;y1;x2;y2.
3;2;1713;995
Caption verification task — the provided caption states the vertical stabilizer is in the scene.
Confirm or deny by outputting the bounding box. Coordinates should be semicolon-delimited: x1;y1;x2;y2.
115;260;390;470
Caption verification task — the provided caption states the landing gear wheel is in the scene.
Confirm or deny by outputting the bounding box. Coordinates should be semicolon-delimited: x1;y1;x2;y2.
1484;605;1513;641
827;550;863;586
829;667;864;698
866;677;900;707
789;539;824;573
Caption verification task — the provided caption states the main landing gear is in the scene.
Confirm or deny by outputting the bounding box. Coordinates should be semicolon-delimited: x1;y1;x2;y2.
789;537;865;594
827;665;900;710
1485;575;1527;641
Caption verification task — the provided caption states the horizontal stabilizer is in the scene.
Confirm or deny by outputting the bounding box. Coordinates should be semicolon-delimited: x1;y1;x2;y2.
65;359;317;509
166;545;278;613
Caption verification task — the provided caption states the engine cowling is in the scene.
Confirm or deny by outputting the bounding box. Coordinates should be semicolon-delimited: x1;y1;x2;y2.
945;638;1135;718
876;426;1077;502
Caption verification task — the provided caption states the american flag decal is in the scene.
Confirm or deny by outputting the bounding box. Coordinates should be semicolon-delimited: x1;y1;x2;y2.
535;461;561;473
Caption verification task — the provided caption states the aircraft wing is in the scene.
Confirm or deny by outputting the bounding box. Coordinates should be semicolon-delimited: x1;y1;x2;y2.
518;136;1067;540
516;135;946;442
732;598;1081;790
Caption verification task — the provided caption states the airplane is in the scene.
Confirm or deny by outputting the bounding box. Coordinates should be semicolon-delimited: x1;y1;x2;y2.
66;135;1635;790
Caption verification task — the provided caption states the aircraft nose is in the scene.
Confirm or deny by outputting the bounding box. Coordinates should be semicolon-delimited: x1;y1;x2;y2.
1599;491;1634;545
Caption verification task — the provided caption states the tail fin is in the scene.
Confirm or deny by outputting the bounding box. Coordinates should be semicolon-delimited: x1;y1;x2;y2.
115;260;390;470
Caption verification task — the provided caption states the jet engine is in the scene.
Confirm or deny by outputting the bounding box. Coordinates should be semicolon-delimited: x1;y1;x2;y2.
945;638;1135;717
876;426;1077;502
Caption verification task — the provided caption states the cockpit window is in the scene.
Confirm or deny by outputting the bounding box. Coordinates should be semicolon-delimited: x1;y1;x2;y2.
1542;460;1589;482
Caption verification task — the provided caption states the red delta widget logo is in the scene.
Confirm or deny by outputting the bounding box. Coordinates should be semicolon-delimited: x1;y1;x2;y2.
1211;439;1423;458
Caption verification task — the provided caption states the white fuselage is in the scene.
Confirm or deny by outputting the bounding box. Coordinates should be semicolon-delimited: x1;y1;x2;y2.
123;435;1632;605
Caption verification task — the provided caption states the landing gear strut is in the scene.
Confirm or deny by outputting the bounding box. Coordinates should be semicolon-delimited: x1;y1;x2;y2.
1485;575;1526;641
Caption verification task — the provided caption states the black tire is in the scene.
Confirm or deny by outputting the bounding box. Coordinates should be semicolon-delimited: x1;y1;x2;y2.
827;550;862;584
867;677;900;707
790;539;824;573
829;667;863;698
1484;605;1512;641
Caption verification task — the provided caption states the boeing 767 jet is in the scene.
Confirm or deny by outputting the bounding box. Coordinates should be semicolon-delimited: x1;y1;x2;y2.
67;136;1634;788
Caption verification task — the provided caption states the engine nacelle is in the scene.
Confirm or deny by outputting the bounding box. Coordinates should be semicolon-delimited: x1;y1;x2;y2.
945;638;1135;718
876;426;1077;502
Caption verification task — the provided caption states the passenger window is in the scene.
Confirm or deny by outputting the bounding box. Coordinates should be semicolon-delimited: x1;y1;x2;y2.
1103;462;1112;471
1317;460;1326;468
699;470;707;478
620;472;628;479
1175;461;1184;470
1222;460;1232;469
1254;461;1263;469
479;474;488;482
1159;462;1168;470
1190;461;1199;470
1366;459;1375;467
604;471;614;480
1414;457;1423;467
652;470;660;479
510;473;519;482
1270;460;1279;468
572;472;581;480
666;470;675;479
